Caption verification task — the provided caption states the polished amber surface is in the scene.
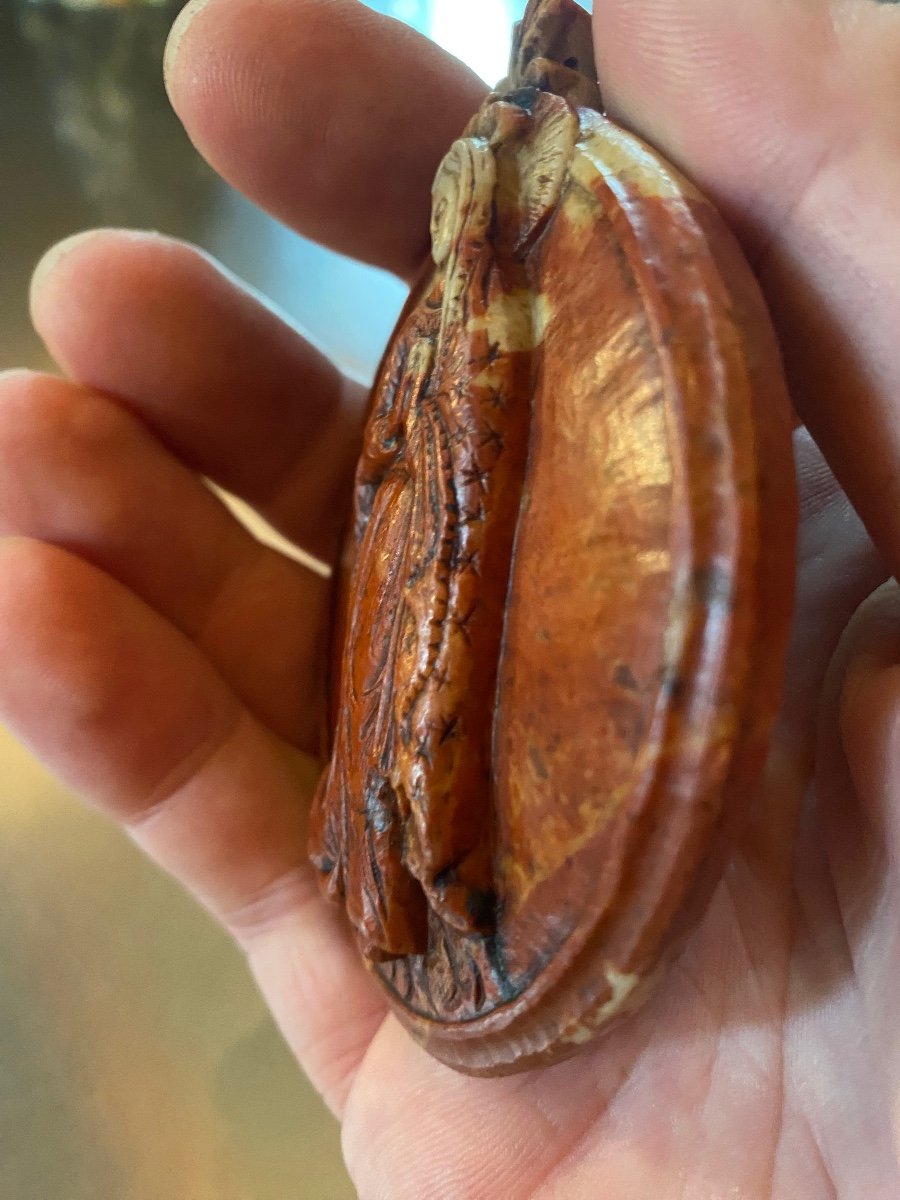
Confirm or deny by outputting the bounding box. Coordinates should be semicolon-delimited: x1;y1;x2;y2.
311;0;797;1076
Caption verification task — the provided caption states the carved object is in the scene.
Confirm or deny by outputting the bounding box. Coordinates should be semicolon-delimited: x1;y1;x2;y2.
309;0;797;1075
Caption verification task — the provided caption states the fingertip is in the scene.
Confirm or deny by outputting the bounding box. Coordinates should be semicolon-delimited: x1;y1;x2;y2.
29;229;169;345
20;225;357;565
0;367;42;396
164;0;216;96
30;229;109;319
29;230;225;387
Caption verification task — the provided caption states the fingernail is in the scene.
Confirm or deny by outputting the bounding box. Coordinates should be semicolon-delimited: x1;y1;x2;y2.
30;229;100;304
164;0;213;89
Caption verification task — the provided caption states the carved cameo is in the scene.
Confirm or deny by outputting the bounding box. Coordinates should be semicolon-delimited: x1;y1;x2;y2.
308;0;797;1075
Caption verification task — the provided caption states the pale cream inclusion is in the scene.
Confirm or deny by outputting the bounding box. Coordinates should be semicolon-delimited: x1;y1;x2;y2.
431;133;554;380
560;965;647;1046
468;290;552;356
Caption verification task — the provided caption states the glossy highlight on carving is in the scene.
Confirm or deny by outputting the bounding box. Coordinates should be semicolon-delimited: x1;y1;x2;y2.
309;0;798;1076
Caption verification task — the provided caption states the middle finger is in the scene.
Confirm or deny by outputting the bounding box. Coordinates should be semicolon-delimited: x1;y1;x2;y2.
30;229;363;565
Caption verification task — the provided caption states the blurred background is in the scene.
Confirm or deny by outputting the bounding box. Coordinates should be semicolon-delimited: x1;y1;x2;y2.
0;0;527;1196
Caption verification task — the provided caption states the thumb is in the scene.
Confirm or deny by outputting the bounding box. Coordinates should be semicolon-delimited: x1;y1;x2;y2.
594;0;900;627
592;0;847;240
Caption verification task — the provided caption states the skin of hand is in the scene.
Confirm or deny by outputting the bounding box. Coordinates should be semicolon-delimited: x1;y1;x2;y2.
1;0;899;1194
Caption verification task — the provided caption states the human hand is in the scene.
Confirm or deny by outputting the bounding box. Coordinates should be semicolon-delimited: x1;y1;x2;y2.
1;0;899;1194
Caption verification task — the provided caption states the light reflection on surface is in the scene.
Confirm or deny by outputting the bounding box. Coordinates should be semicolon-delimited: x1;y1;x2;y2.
430;0;517;85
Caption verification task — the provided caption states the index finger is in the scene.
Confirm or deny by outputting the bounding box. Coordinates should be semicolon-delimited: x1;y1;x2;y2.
164;0;487;281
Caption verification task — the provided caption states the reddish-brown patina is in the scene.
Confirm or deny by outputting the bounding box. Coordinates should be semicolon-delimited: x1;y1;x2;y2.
308;0;797;1075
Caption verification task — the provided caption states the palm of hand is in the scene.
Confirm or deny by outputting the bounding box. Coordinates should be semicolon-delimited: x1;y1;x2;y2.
2;1;899;1196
